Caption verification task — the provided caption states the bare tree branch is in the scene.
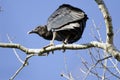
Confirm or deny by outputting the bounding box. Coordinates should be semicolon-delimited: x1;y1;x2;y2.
95;0;114;44
0;42;99;54
0;41;120;61
94;0;120;61
0;41;104;55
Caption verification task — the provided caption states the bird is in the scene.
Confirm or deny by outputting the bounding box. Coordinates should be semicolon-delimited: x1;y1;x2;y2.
28;4;88;47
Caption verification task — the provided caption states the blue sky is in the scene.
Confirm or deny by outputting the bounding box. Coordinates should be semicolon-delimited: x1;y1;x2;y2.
0;0;120;80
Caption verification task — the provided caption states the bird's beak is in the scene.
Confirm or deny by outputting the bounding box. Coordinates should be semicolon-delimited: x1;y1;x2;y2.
27;30;35;34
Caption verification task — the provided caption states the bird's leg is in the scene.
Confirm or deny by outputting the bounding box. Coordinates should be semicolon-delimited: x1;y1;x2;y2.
63;35;69;44
62;35;69;52
43;31;56;49
50;31;56;46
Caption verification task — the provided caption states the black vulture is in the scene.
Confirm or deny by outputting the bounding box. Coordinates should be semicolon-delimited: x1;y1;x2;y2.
28;4;88;46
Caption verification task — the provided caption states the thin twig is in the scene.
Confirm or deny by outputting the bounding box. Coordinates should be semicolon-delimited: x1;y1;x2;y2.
92;20;103;42
90;25;100;42
100;62;120;79
114;28;120;37
7;34;24;64
87;49;100;79
80;55;103;79
61;54;74;80
61;73;70;80
9;54;34;80
108;58;120;74
61;72;74;80
63;53;69;75
81;50;112;80
102;53;108;80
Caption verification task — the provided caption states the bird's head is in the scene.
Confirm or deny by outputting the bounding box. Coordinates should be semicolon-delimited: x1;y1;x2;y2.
28;25;48;36
28;25;53;40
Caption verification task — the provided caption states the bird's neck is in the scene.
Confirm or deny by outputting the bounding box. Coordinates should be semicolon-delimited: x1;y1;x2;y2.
42;26;53;40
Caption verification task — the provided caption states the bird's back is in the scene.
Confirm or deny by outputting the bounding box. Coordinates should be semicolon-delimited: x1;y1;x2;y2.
47;4;88;31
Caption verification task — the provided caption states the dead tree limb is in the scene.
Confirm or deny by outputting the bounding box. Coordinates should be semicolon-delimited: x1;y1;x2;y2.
0;41;120;61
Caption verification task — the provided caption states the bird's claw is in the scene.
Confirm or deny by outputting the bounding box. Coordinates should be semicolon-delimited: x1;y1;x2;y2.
43;43;55;54
62;43;66;53
43;43;54;49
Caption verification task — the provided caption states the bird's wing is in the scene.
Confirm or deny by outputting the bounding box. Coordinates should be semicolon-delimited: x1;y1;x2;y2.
47;5;86;31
